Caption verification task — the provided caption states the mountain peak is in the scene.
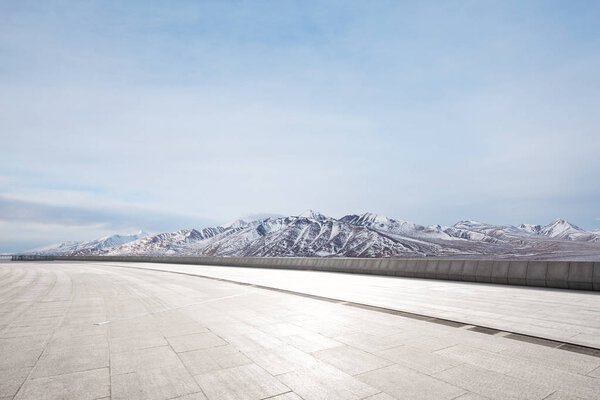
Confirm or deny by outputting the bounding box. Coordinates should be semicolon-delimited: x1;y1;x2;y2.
357;212;391;225
539;219;587;239
454;220;483;228
298;210;327;220
545;219;582;232
223;219;249;229
98;231;147;242
26;213;600;257
547;219;579;229
518;223;542;234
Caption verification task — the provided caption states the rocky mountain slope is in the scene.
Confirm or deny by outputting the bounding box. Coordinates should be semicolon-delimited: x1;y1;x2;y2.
29;212;600;259
32;231;149;256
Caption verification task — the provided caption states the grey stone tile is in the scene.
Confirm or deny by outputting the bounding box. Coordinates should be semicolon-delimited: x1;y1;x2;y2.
48;333;106;349
194;363;289;400
51;324;108;339
506;363;600;400
14;367;109;400
109;323;160;339
0;367;30;397
44;337;109;356
357;364;466;400
1;325;54;339
278;364;379;400
435;364;554;400
185;263;600;349
0;347;43;369
334;331;415;353
442;331;516;354
5;261;600;400
294;319;362;338
30;343;109;378
588;366;600;378
267;392;303;400
179;345;252;375
435;344;530;374
0;336;48;353
160;323;209;337
280;332;343;353
363;392;398;400
167;332;228;353
110;333;168;353
453;393;491;400
221;333;281;352
543;391;589;400
313;345;393;376
256;322;309;338
171;393;211;400
376;345;462;375
111;346;182;375
499;342;600;375
112;365;202;400
244;344;319;376
400;335;459;352
225;326;285;350
568;333;600;349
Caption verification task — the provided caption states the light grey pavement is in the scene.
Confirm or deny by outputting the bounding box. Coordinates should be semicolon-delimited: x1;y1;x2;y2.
0;261;598;400
100;262;600;349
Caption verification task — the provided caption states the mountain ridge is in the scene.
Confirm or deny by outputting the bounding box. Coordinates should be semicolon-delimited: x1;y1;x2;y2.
28;213;600;259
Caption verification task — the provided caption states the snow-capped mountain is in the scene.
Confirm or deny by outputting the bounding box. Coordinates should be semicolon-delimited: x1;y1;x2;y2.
32;231;149;256
112;227;225;255
28;213;600;259
340;213;418;235
518;224;542;234
537;219;598;241
222;219;249;229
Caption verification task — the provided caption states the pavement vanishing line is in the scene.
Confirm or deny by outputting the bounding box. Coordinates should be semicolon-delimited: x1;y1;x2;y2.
89;262;600;358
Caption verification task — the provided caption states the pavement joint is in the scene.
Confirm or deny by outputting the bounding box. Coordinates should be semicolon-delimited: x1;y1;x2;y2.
11;270;74;399
95;262;600;357
3;262;599;400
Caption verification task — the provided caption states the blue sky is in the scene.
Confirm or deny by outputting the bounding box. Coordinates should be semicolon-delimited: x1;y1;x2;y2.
1;1;599;251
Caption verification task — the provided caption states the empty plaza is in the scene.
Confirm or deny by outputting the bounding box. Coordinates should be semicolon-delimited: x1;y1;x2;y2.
1;261;599;400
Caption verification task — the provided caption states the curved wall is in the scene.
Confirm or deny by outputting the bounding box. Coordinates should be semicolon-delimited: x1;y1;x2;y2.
13;255;597;291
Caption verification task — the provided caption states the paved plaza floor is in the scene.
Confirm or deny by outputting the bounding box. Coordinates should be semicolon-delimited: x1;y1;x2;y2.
1;261;599;400
103;262;600;348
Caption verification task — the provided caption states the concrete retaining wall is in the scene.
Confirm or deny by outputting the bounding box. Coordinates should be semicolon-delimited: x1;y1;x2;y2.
12;255;600;291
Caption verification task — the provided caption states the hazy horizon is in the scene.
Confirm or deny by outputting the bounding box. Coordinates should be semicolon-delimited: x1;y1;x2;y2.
2;1;599;252
3;210;597;254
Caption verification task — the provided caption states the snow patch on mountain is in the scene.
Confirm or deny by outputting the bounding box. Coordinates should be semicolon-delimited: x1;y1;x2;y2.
297;210;328;221
222;219;249;229
518;224;542;234
31;231;149;256
539;219;598;241
28;213;600;258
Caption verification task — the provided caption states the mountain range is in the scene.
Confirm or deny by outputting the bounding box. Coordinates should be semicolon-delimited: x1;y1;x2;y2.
28;211;600;260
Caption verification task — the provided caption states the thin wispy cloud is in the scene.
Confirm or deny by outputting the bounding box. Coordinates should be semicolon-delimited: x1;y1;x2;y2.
1;1;599;251
0;195;215;230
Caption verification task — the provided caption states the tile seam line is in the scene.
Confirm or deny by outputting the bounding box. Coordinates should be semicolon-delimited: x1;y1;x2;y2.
86;262;600;355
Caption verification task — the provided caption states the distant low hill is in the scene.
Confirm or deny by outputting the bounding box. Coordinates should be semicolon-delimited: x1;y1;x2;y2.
29;211;600;260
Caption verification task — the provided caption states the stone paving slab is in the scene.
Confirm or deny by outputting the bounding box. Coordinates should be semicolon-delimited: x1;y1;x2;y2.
116;262;600;348
0;262;599;400
357;364;467;400
178;344;252;375
312;345;393;376
15;368;110;400
194;363;289;400
111;365;203;400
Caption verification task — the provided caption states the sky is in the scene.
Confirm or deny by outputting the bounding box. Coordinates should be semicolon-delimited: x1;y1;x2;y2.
1;0;599;252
